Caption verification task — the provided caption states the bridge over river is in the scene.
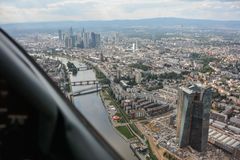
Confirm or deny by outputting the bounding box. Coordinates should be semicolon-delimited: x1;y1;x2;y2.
71;80;109;96
71;80;99;86
72;86;102;96
68;60;137;160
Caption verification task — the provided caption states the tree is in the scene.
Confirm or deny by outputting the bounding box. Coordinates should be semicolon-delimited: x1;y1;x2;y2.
67;61;78;75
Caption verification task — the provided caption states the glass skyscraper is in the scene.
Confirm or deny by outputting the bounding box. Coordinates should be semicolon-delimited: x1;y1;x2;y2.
176;83;212;152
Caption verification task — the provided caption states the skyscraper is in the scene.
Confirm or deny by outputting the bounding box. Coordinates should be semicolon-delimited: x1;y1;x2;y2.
58;28;100;49
62;33;65;42
69;27;73;37
82;32;89;48
90;32;96;48
65;36;72;48
58;30;62;41
71;35;77;48
176;83;212;152
95;34;101;48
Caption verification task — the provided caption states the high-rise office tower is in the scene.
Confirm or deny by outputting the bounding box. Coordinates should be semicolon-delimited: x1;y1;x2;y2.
62;33;65;42
64;37;68;48
58;30;62;41
71;35;77;48
65;36;72;48
176;83;212;152
83;32;89;48
69;27;73;37
81;28;85;38
90;32;96;48
95;34;101;48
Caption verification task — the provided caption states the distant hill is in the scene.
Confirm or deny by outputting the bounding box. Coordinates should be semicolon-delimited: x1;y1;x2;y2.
1;17;240;34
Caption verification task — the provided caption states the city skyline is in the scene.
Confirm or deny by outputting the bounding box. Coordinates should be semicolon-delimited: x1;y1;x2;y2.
3;18;240;159
60;27;101;48
1;0;240;24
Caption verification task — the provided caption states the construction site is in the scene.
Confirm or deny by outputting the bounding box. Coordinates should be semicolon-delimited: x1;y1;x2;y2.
135;111;233;160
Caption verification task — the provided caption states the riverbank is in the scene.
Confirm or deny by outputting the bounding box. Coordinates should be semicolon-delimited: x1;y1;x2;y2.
99;89;135;142
82;60;157;160
47;58;137;159
100;89;147;160
100;88;155;160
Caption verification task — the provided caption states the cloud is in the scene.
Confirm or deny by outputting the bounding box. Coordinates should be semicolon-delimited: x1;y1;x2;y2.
0;0;240;23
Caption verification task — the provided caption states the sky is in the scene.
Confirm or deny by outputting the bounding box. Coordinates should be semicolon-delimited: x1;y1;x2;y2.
0;0;240;24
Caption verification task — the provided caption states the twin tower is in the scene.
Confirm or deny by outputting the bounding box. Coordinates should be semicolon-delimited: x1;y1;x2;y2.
177;83;212;152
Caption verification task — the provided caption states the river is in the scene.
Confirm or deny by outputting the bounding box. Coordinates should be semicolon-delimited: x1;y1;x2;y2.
69;61;137;160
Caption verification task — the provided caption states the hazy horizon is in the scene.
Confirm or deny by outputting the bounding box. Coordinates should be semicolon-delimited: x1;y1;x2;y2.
0;0;240;24
2;16;240;25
